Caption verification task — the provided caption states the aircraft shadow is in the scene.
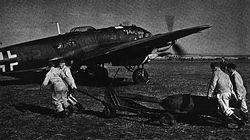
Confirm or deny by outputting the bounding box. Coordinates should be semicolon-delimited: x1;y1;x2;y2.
11;102;132;119
12;103;55;117
80;110;109;118
0;79;42;86
0;77;135;87
11;103;140;120
11;102;225;128
174;114;224;127
134;114;224;128
76;77;135;87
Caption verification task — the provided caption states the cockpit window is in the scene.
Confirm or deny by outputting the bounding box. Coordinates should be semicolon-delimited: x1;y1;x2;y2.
70;26;96;33
56;39;77;49
123;29;149;39
65;39;77;48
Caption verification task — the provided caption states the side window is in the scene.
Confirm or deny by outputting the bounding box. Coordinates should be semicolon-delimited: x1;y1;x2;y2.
56;39;77;50
56;42;64;49
65;39;77;48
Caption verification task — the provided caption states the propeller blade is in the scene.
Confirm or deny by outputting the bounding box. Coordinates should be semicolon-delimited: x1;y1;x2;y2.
172;43;186;55
122;20;130;26
165;15;175;32
157;52;172;57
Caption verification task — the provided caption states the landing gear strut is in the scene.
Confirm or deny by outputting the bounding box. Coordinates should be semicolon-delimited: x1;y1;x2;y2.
87;65;108;83
125;65;149;84
74;65;108;84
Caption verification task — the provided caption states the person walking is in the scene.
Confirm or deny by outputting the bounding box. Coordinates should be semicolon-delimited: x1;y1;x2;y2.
59;59;85;112
227;63;248;123
41;62;71;118
207;62;245;126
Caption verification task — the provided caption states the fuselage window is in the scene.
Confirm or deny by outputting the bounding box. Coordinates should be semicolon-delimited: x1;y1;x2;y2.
57;42;63;49
65;40;77;48
123;29;145;39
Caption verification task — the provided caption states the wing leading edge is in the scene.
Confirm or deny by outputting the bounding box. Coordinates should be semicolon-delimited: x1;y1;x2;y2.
78;25;211;61
49;25;211;63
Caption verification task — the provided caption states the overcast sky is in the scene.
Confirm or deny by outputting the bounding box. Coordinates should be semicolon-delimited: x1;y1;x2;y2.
0;0;250;55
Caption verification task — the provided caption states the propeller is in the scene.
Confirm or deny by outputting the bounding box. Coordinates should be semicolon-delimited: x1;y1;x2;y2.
165;15;186;56
165;15;175;32
122;20;131;26
172;42;186;56
142;52;173;64
157;52;173;57
144;15;186;62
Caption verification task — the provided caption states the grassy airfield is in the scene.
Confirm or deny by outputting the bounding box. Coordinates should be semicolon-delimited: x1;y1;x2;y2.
0;60;250;139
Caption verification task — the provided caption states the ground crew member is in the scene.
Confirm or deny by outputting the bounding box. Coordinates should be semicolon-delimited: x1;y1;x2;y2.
219;57;227;73
227;63;248;122
41;62;70;118
207;62;245;126
59;59;84;112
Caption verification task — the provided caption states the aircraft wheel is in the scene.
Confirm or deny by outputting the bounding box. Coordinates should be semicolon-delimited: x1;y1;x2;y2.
132;68;149;84
103;106;116;118
159;113;176;126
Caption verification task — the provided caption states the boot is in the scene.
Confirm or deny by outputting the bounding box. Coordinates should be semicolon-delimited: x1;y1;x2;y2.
230;113;245;127
75;103;85;112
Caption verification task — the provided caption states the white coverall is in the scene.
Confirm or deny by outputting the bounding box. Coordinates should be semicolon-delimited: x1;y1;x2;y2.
207;67;236;116
42;67;70;112
230;70;248;113
60;65;78;106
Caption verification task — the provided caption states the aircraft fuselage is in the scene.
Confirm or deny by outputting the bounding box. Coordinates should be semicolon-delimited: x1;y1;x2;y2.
0;25;154;75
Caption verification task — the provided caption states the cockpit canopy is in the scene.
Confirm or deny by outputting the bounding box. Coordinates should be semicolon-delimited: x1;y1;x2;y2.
70;26;96;33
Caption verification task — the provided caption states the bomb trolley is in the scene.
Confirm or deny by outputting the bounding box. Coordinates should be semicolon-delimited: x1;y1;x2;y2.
76;88;175;126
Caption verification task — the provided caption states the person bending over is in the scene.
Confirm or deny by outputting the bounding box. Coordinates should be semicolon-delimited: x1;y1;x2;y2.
207;62;244;126
227;63;248;123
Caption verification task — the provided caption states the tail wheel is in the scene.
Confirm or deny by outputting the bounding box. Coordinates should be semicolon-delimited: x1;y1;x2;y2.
132;68;149;84
159;113;176;126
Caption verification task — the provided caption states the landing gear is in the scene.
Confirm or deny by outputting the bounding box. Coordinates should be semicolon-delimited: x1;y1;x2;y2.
74;65;108;84
132;68;149;84
86;66;108;83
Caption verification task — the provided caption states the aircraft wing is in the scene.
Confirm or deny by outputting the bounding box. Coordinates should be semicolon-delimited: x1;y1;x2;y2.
49;25;211;63
78;25;211;61
0;25;210;80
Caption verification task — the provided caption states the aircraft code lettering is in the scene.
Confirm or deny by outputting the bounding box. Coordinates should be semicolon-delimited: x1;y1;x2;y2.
0;52;4;72
0;50;18;72
0;52;3;60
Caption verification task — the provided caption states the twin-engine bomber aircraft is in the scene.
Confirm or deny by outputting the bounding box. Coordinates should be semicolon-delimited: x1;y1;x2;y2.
0;24;211;84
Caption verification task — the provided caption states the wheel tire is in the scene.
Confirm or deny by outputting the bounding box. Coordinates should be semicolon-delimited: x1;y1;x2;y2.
159;113;176;126
132;68;149;84
103;106;116;118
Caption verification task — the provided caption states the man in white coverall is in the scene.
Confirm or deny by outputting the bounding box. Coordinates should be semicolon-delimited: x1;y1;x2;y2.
41;62;70;118
227;63;248;123
207;62;245;126
59;60;84;112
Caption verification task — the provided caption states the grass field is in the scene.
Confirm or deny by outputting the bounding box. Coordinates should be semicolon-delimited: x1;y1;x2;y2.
0;60;250;139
